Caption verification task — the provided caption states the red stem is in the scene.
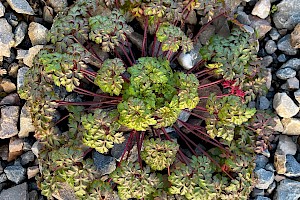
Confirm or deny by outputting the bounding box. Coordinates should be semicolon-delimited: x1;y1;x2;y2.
119;43;133;66
142;17;148;57
199;94;230;100
198;79;223;89
74;87;122;100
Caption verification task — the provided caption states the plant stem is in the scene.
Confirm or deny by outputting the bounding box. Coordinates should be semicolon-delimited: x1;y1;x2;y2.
74;87;122;100
142;17;148;57
119;43;133;66
198;79;223;89
199;94;230;100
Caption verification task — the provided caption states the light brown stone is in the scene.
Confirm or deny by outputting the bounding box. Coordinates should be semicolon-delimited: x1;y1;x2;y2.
291;24;300;48
274;153;286;174
27;166;39;179
282;118;300;135
273;93;299;118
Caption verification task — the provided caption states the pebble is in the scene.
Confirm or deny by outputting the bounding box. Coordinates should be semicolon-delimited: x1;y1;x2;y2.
261;55;273;67
43;6;54;23
31;141;41;158
28;23;48;46
277;35;298;55
255;154;269;170
285;155;300;177
0;18;14;59
4;165;26;184
281;118;300;135
265;40;277;54
4;12;18;27
275;153;287;174
250;16;272;39
0;182;28;200
287;77;299;90
291;24;300;48
251;0;271;19
48;0;68;12
6;0;34;15
237;11;251;25
92;151;116;175
276;68;296;80
0;2;5;17
265;68;272;89
267;181;276;194
0;93;20;106
269;28;281;41
20;151;35;165
258;96;270;110
281;58;300;71
255;168;274;189
273;93;299;118
277;54;287;63
0;106;19;139
18;103;35;138
27;166;39;179
0;78;16;93
255;196;271;200
277;135;297;155
14;21;28;47
273;0;300;30
275;179;300;200
17;67;29;90
0;173;7;183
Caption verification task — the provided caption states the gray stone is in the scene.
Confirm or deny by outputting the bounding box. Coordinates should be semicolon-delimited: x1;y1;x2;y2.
273;93;299;118
275;179;300;200
14;21;27;47
0;2;5;17
255;196;271;200
28;190;38;200
255;154;269;170
252;188;265;197
265;163;276;172
261;55;273;67
250;16;272;39
23;45;43;67
28;23;48;46
243;25;255;35
43;6;54;23
277;54;287;63
4;165;26;184
0;18;14;59
269;28;280;40
93;151;116;175
48;0;68;12
255;168;274;189
0;173;7;183
185;10;197;25
127;32;143;51
31;141;41;158
291;24;300;48
0;106;19;139
0;93;20;106
277;135;297;155
16;49;28;60
294;89;300;104
273;0;300;30
251;0;271;19
267;181;276;194
276;68;296;80
281;58;300;71
287;77;299;89
0;144;9;161
259;96;270;110
266;68;272;89
178;52;193;70
177;110;191;127
285;155;300;177
6;0;34;15
277;35;298;55
199;24;215;45
236;11;251;25
0;183;28;200
17;67;29;90
282;118;300;135
19;103;35;138
265;40;277;54
20;151;35;165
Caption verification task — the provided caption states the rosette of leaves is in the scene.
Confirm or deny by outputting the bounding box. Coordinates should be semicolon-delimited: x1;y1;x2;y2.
141;138;179;170
118;57;199;131
156;22;193;53
94;58;126;96
110;161;163;200
168;155;217;200
89;9;133;52
205;94;256;141
81;109;125;153
87;180;118;200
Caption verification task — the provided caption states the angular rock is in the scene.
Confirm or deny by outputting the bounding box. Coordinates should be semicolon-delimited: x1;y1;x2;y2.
236;11;251;25
0;182;28;200
251;0;271;19
48;0;68;12
0;18;14;59
0;106;19;139
273;0;300;30
255;154;269;170
0;79;16;93
266;68;272;89
28;23;48;46
277;54;287;63
93;151;116;175
273;93;299;118
250;16;272;39
16;49;28;60
255;168;274;189
19;103;35;138
0;144;9;161
285;155;300;177
185;10;197;25
43;6;54;23
17;67;29;90
0;2;5;17
9;63;20;78
291;23;300;48
27;166;39;179
287;77;299;89
277;135;297;155
4;165;26;184
20;151;35;165
6;0;34;15
14;21;28;47
273;116;283;132
255;196;271;200
23;45;43;67
269;28;280;40
275;153;286;174
0;173;7;183
275;179;300;200
31;141;41;158
281;58;300;71
199;24;215;45
258;96;270;110
277;35;298;55
0;93;20;106
267;181;276;194
282;118;300;135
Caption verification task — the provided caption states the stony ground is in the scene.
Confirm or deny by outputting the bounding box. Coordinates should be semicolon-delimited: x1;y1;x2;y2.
0;0;300;199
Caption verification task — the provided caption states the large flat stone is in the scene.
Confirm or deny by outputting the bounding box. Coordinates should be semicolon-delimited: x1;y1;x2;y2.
273;93;299;118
